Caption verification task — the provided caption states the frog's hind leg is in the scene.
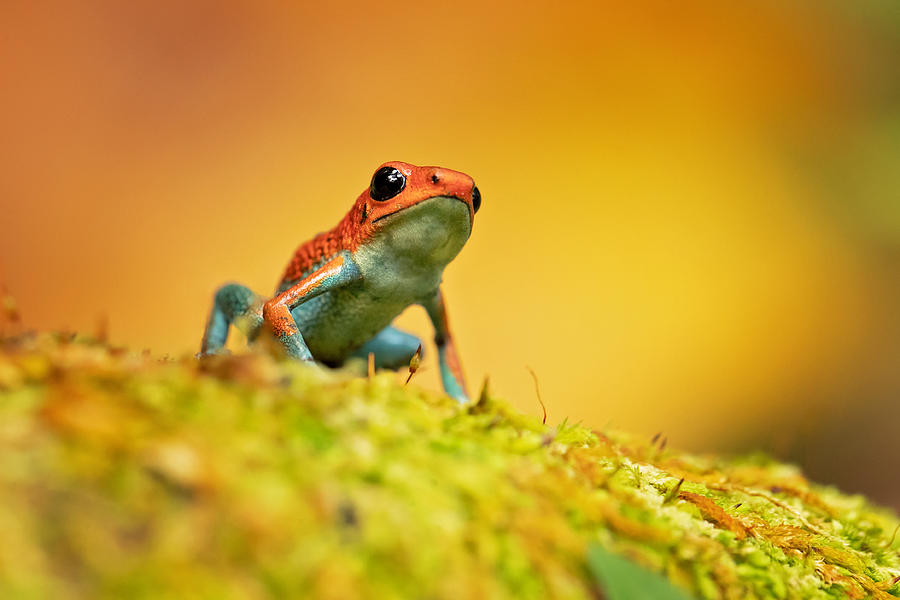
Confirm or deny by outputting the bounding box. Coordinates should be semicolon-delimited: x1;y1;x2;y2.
351;326;422;370
199;283;264;355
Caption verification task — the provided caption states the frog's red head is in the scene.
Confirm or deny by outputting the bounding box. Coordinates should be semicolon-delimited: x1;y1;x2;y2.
355;161;480;229
281;161;480;284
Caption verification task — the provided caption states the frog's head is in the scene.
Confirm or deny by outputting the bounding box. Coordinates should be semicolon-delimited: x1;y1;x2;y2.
359;161;480;228
350;161;481;266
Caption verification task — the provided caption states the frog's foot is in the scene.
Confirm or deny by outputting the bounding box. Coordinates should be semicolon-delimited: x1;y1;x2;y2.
437;347;469;404
199;283;264;356
195;348;232;360
351;326;422;370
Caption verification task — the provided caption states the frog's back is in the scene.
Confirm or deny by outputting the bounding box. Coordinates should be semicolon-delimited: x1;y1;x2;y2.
280;200;370;285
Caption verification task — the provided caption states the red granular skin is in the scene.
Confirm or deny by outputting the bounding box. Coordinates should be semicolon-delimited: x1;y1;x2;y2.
279;198;372;286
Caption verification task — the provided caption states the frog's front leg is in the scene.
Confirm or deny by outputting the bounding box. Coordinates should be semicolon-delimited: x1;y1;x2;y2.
200;283;264;356
263;252;362;360
421;288;469;403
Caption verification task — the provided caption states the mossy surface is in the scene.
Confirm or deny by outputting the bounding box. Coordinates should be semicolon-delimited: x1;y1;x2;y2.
0;333;898;599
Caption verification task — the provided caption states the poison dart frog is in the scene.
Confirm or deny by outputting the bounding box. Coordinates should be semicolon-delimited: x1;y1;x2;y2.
199;161;481;403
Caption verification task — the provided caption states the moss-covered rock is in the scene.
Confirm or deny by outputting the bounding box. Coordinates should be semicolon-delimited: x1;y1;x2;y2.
0;333;897;599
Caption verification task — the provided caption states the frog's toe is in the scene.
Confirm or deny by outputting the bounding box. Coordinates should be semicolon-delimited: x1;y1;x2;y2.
450;391;470;404
196;348;232;360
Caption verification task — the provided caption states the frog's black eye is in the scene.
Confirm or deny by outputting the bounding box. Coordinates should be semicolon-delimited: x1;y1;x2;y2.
370;167;406;202
472;186;481;213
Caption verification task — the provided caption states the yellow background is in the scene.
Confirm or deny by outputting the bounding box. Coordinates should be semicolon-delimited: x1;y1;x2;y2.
2;1;899;504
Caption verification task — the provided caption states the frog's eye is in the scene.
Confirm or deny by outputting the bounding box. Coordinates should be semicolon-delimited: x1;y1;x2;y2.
370;167;406;202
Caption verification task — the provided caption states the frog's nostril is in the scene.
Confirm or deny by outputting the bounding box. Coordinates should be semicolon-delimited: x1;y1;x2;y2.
431;174;439;184
472;186;481;214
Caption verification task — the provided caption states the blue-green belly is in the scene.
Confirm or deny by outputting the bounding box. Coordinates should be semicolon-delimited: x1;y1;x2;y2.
289;282;418;365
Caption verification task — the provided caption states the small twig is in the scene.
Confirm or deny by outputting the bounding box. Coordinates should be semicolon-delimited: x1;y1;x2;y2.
404;344;422;385
663;477;685;504
95;313;109;344
1;285;21;324
0;284;21;338
885;522;900;549
710;483;829;536
525;366;547;425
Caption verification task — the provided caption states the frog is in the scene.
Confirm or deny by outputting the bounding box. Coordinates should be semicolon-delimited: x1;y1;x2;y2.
199;161;481;403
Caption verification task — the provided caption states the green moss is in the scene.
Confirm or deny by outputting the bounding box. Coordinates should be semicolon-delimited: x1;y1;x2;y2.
0;333;898;599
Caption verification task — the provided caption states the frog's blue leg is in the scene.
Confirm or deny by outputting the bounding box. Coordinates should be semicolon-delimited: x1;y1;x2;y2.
421;288;469;403
351;326;423;370
200;283;264;355
264;251;362;361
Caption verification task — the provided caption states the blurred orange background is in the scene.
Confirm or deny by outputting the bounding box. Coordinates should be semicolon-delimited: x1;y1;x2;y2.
2;1;898;506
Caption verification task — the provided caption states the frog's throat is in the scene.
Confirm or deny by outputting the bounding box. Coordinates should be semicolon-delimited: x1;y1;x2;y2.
357;195;472;272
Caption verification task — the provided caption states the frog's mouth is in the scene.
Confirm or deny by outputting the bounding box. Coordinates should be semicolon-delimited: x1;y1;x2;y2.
376;194;471;240
371;194;473;225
